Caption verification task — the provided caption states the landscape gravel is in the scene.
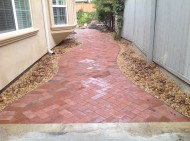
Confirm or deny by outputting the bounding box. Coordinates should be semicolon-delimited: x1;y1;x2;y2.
117;39;190;118
0;35;80;111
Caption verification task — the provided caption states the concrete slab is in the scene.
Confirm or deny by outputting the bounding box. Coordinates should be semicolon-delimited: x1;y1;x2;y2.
0;123;190;141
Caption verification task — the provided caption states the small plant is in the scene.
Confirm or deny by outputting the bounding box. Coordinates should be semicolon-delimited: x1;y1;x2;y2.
77;9;84;22
93;0;115;30
113;32;122;40
77;9;96;25
93;0;125;39
115;0;125;39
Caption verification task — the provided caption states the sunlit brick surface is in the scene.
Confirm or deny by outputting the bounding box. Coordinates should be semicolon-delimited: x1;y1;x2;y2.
0;29;189;123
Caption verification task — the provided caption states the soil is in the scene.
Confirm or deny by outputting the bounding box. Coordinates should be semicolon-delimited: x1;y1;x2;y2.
116;39;190;118
0;35;81;111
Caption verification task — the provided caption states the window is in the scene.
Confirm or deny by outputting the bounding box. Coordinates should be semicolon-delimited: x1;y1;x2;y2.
0;0;16;33
0;0;32;34
14;0;32;29
52;0;67;25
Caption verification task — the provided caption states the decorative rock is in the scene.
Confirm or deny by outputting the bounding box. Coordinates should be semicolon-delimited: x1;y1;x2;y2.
0;35;80;111
0;97;3;103
117;38;190;118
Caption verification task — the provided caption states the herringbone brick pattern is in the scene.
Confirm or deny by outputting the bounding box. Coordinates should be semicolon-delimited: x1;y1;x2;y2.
0;29;189;123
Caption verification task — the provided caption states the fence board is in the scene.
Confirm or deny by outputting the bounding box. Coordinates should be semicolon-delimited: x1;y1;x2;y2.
122;0;190;84
153;0;190;83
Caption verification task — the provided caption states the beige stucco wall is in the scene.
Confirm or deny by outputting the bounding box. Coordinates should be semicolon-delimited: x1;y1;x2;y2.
76;3;95;12
48;0;77;46
0;0;76;90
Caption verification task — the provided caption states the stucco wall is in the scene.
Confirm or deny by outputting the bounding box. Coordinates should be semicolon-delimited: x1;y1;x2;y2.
0;0;76;90
76;3;95;12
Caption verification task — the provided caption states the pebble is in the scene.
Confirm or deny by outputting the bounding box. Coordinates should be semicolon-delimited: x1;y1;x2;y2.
117;39;190;118
0;36;80;111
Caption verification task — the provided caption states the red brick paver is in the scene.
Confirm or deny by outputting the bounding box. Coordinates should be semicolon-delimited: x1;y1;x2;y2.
0;29;189;123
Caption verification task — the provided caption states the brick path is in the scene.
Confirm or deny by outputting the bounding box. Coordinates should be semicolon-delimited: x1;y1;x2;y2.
0;29;189;123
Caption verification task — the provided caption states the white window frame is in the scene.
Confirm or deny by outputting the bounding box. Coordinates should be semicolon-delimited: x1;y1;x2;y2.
0;0;33;35
52;0;68;26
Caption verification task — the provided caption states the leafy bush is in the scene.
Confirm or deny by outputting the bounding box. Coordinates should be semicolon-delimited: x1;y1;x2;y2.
115;0;125;37
93;0;125;39
93;0;114;29
113;32;122;40
77;9;96;25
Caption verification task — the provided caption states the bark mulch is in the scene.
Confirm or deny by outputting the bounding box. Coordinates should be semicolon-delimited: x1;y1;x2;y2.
117;39;190;118
0;35;81;111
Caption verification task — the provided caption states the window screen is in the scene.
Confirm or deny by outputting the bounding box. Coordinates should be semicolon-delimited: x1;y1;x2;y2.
53;0;67;25
53;7;67;25
0;0;16;33
14;0;32;29
53;0;66;6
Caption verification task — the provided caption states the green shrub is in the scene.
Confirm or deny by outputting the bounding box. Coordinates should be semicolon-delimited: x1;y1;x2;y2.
77;9;84;22
113;32;122;40
93;0;114;27
115;0;125;38
93;0;125;39
77;9;96;25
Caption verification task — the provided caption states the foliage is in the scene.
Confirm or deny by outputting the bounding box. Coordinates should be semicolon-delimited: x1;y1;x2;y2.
77;9;84;22
113;32;122;40
93;0;125;39
93;0;114;30
115;0;125;39
77;9;96;25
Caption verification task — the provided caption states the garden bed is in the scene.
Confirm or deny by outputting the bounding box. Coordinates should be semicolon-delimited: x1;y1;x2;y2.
0;35;80;111
117;39;190;118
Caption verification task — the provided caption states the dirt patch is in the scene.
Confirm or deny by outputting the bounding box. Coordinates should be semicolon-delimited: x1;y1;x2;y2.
0;35;81;111
117;39;190;118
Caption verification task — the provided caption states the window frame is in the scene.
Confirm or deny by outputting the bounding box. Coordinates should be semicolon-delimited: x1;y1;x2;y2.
0;0;33;35
52;0;68;26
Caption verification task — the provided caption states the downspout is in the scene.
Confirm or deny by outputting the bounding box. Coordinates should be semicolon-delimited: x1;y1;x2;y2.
41;0;54;54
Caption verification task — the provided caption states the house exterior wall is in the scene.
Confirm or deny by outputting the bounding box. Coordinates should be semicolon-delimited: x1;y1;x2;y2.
76;3;95;12
76;0;92;3
122;0;190;85
48;0;77;47
0;0;76;90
